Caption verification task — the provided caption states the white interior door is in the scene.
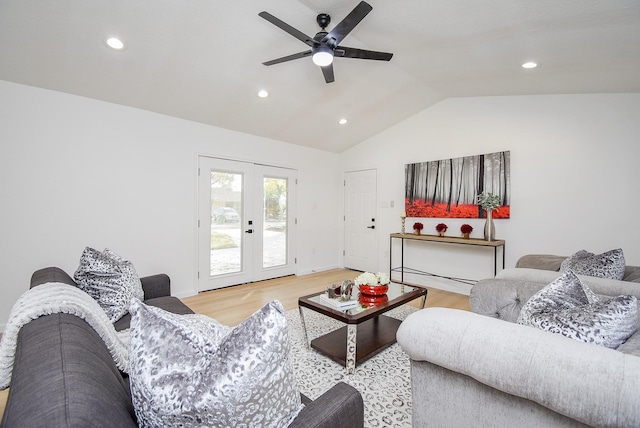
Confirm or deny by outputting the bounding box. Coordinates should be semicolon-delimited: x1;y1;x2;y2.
344;169;378;272
198;157;297;291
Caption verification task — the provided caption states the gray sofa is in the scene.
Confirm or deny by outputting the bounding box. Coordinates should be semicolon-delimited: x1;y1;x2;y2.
1;267;364;427
397;255;640;427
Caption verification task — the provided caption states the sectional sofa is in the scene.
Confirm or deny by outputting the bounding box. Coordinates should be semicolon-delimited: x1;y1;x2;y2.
1;267;364;427
397;254;640;427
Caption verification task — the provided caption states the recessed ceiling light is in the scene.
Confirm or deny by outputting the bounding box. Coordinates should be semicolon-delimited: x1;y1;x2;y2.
338;118;348;125
522;62;537;69
106;37;125;50
257;90;269;98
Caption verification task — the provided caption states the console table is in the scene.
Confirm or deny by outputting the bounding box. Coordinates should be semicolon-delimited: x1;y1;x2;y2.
389;233;505;284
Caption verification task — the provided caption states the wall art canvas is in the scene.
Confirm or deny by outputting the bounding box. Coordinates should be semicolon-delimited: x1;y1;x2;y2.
405;151;510;218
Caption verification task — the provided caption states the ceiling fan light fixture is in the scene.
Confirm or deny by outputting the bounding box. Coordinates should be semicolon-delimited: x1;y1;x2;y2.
312;46;334;67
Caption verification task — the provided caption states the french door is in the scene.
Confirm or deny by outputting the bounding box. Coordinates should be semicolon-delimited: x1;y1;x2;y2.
198;156;297;291
344;169;378;273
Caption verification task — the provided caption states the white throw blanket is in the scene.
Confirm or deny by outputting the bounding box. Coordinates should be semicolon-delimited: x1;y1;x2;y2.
0;282;130;390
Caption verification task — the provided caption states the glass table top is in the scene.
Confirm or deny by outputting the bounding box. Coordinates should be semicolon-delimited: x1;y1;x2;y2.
307;282;422;316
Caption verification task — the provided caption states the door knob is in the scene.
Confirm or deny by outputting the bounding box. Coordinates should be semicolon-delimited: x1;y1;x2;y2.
245;229;253;233
367;225;375;229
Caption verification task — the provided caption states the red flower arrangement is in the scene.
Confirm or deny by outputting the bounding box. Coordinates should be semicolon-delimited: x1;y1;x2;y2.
413;222;424;236
460;224;473;234
435;223;448;232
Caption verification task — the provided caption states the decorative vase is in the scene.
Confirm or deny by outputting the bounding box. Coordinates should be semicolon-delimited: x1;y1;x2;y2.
484;210;495;241
358;284;389;296
463;233;470;239
438;231;445;237
415;229;421;235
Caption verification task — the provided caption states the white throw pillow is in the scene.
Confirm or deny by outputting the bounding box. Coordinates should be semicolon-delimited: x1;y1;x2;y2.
128;299;303;428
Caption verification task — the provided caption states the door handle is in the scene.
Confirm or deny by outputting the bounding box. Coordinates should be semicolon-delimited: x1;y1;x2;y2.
245;229;253;233
367;225;375;229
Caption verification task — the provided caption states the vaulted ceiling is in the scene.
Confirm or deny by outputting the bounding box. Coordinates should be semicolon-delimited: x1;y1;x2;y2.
1;1;639;152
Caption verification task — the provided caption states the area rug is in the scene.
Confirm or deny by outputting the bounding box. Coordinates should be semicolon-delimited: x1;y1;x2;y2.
286;306;417;428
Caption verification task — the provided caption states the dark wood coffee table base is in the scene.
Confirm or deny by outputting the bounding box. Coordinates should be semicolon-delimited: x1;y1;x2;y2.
310;315;402;367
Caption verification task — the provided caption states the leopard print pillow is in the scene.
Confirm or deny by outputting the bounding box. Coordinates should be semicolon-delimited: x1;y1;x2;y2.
518;270;638;348
560;248;626;280
73;247;144;322
129;299;303;428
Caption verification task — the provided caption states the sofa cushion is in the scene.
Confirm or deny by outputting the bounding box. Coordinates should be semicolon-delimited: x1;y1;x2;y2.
518;271;638;348
515;254;565;271
560;248;626;280
73;247;144;322
128;299;303;428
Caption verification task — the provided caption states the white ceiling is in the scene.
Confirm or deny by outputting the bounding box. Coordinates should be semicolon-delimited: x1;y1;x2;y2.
1;1;639;152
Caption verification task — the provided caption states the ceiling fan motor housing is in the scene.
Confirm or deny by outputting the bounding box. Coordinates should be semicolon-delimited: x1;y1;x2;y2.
316;13;331;29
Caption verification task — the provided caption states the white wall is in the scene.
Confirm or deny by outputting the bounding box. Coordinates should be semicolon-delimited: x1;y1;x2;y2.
0;80;342;329
341;94;640;293
2;82;638;328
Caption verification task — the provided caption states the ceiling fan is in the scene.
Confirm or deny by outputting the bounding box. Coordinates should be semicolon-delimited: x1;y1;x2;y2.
259;1;393;83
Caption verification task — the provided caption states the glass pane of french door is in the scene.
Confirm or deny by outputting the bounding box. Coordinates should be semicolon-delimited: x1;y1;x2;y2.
210;171;243;276
263;175;288;268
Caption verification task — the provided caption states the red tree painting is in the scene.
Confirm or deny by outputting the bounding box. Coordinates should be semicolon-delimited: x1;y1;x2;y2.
405;151;510;219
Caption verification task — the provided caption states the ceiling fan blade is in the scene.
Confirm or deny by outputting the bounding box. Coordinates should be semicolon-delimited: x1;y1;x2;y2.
321;64;335;83
324;1;372;46
259;11;318;47
336;46;393;61
263;50;312;66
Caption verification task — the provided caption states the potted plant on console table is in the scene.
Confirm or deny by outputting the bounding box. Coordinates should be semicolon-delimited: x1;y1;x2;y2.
477;192;500;241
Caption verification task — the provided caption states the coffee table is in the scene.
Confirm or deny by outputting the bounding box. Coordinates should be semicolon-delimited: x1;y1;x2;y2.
298;282;427;374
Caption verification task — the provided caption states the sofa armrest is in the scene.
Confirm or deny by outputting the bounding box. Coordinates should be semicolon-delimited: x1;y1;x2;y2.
30;267;76;288
2;314;137;427
290;382;364;428
140;274;171;299
470;277;546;322
397;308;640;427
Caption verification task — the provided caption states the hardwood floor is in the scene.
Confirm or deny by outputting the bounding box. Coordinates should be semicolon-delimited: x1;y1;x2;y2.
0;268;470;420
183;268;470;325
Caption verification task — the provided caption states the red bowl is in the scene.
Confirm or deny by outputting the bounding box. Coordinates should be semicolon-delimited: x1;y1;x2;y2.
358;284;389;296
358;293;389;307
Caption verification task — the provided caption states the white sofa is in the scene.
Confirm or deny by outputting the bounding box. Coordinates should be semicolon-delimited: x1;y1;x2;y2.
397;255;640;427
